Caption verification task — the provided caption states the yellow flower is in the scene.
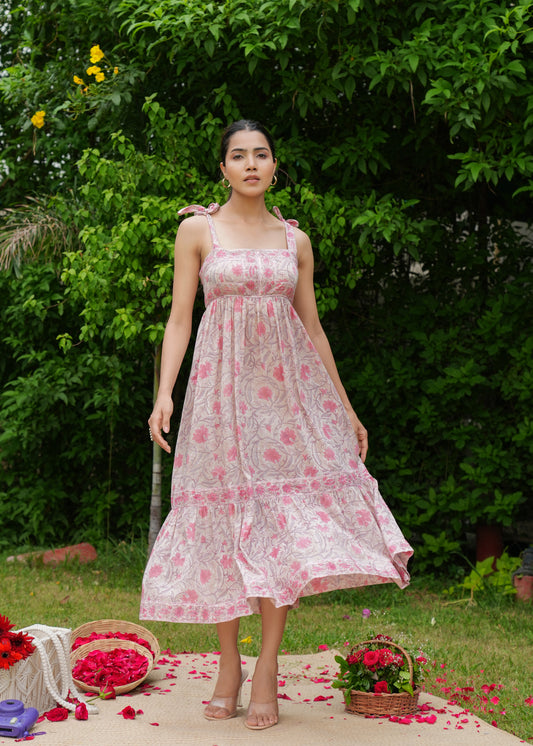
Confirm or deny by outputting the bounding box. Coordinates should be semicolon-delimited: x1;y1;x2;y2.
113;67;119;75
95;72;105;82
86;65;101;76
30;110;46;128
90;44;104;63
73;75;84;85
240;636;252;644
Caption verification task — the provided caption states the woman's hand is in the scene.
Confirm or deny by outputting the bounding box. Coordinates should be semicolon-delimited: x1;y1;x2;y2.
347;409;368;463
148;394;174;454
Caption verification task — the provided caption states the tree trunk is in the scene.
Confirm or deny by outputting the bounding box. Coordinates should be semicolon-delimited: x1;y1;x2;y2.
147;344;162;556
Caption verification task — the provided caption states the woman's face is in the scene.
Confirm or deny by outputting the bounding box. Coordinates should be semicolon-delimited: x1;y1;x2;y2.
220;129;277;195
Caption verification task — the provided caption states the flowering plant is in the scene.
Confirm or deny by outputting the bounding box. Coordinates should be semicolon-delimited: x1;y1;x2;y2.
0;615;35;670
332;635;425;702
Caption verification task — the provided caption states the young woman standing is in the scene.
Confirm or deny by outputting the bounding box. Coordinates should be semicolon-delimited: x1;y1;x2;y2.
141;120;412;730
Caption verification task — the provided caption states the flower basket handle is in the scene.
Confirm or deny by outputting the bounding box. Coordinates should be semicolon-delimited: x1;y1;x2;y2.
349;639;415;687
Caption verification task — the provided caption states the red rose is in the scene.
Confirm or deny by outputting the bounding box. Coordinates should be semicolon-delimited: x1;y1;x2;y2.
363;650;380;668
374;681;389;694
118;706;136;720
378;648;395;666
75;702;88;720
45;707;69;721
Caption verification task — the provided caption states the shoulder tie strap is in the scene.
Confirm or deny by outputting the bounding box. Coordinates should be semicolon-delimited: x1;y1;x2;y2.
177;203;220;217
272;206;298;254
177;203;221;249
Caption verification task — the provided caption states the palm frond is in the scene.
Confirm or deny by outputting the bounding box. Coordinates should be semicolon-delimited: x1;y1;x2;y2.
0;197;79;273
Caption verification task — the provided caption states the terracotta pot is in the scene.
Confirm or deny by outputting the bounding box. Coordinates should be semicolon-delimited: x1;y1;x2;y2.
513;574;533;601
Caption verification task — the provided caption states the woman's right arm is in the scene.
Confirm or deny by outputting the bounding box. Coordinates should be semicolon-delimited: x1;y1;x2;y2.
148;217;205;453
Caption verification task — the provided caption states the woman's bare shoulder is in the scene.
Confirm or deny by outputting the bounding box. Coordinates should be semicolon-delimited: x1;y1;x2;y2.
176;214;210;248
293;225;313;255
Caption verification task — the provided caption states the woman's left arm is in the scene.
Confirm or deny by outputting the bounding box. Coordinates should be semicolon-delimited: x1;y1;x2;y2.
292;230;368;462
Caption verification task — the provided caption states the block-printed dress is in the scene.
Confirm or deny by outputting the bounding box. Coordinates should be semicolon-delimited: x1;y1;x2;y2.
140;203;413;624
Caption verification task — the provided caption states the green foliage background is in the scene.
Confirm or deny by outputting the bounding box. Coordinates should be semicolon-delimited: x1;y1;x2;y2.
0;0;532;571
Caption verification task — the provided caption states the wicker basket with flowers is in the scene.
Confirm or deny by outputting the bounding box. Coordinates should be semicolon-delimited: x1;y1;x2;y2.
332;635;426;717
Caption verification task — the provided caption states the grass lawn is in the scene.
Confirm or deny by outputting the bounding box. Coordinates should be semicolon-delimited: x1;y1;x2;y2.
1;540;532;742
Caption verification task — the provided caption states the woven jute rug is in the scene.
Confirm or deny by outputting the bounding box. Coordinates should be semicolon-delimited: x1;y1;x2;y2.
3;651;525;746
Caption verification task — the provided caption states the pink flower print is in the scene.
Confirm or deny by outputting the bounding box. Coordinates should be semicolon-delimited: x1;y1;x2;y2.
233;264;243;276
193;426;209;443
300;364;310;381
317;511;330;523
212;466;226;481
223;383;233;397
277;513;287;529
239;401;248;414
224;319;234;332
291;561;301;572
290;306;298;320
174;453;183;468
241;522;252;541
281;428;296;445
200;569;211;584
182;589;198;603
357;510;372;527
234;297;243;312
186;523;196;540
267;300;274;317
221;554;233;568
324;399;338;413
198;362;212;379
270;546;280;558
349;458;359;469
292;403;300;415
148;564;163;579
257;321;266;335
297;537;312;549
320;493;333;508
246;281;256;291
218;336;223;350
198;505;208;518
323;424;332;439
227;446;238;461
304;466;318;477
258;386;272;400
264;448;281;463
172;553;185;567
213;401;221;415
324;447;335;461
234;360;241;375
228;503;235;516
273;364;284;381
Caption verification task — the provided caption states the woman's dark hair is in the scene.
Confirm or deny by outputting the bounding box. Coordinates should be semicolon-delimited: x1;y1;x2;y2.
220;120;276;164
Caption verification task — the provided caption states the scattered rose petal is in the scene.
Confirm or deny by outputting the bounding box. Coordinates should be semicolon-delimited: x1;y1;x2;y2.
118;706;136;719
45;707;69;722
318;644;329;651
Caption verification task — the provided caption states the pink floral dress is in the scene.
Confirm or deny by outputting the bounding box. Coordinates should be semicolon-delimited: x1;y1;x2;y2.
140;204;412;624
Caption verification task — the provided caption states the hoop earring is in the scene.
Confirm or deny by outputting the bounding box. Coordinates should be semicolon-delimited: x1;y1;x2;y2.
221;177;230;189
271;174;278;187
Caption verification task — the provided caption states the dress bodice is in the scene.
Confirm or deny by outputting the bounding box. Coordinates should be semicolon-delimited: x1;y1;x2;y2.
178;204;299;307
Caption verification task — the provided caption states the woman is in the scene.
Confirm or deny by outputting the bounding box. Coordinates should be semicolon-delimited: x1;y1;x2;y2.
141;120;412;730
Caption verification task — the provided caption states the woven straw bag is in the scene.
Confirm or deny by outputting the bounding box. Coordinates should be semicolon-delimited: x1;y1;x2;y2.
0;625;98;715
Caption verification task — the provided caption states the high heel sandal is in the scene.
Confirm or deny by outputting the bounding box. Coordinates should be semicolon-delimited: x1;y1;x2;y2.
203;668;248;721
